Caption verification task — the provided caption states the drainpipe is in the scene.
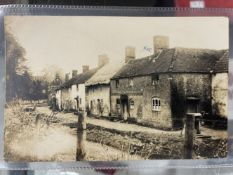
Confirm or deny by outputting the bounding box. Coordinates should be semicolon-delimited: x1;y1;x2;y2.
109;83;112;116
210;70;214;116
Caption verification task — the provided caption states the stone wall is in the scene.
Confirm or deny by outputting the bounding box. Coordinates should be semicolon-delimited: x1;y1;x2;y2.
170;73;212;127
110;73;214;129
111;75;173;128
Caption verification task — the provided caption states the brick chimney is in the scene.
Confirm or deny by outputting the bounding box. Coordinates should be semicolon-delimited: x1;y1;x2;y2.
153;36;169;54
65;73;70;81
72;70;78;78
82;65;89;73
98;54;109;67
125;46;135;63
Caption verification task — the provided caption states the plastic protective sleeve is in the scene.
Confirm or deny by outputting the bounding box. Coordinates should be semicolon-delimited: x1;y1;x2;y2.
0;5;232;174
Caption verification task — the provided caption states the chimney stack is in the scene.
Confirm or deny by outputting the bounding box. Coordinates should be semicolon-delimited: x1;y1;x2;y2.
153;36;169;54
125;47;135;63
65;73;70;81
98;54;109;67
82;65;89;73
72;70;78;78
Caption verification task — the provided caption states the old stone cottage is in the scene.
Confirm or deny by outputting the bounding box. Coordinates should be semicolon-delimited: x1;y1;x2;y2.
110;36;228;129
85;60;123;117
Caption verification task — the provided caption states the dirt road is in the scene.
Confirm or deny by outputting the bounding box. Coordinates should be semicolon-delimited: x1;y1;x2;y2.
37;106;180;135
37;106;227;139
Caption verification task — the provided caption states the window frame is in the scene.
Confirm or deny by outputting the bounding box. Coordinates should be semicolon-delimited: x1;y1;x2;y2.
116;79;119;88
129;99;134;110
116;98;121;109
152;97;161;111
151;74;159;85
128;78;134;87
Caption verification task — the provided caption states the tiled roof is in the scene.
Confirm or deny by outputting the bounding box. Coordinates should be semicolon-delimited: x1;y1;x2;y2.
213;51;229;73
112;48;228;79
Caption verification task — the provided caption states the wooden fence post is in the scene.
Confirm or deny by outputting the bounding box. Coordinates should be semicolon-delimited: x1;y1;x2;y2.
183;113;195;159
76;111;86;161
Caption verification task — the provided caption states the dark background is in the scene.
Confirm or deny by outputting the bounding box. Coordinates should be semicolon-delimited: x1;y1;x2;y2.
0;0;175;6
28;0;175;6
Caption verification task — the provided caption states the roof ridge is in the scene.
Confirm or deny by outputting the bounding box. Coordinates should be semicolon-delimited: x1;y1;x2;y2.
172;47;225;51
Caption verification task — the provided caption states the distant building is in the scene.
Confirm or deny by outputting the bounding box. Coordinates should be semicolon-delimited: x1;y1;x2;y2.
56;55;109;112
110;36;228;129
48;73;63;95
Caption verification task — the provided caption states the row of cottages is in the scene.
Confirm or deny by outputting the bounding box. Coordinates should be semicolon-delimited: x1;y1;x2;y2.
56;35;228;129
56;55;109;111
110;36;228;129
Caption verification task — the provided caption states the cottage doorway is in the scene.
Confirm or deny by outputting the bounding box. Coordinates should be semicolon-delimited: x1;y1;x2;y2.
75;96;79;110
90;100;93;113
120;94;129;120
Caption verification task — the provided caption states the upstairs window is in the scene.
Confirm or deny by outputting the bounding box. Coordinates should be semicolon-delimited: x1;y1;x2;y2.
129;78;134;87
152;97;161;111
116;80;119;88
76;84;79;91
152;74;159;85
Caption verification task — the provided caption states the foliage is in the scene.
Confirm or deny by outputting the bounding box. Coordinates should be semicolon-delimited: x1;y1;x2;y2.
6;31;29;101
6;32;48;101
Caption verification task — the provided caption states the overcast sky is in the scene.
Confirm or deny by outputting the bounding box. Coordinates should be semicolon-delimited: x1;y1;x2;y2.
5;16;228;76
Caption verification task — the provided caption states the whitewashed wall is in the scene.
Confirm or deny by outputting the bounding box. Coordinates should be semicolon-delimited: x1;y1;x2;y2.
86;85;110;116
212;73;228;118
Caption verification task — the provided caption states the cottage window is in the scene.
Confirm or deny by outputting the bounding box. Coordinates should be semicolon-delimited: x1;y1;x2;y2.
152;74;159;85
76;84;79;91
116;98;120;109
129;78;134;87
116;80;119;88
152;97;161;111
130;99;134;109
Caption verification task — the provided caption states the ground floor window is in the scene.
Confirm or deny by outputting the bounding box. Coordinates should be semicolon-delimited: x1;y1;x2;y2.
152;97;161;111
116;98;120;109
130;99;134;109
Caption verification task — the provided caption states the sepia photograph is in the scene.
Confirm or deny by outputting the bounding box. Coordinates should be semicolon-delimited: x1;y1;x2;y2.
4;16;229;161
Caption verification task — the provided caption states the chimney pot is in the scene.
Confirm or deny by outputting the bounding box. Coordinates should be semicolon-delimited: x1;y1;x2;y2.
65;73;70;81
72;70;78;78
98;54;109;67
82;65;89;73
125;47;135;63
153;36;169;54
